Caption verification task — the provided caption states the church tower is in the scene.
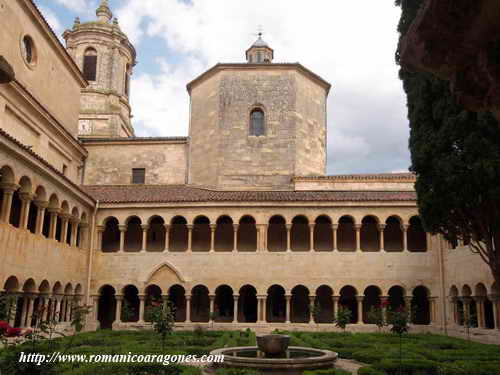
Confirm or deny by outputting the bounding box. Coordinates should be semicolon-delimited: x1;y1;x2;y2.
187;35;331;190
63;0;137;138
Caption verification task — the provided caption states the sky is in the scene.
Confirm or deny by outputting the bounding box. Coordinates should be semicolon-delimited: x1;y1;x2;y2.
35;0;411;175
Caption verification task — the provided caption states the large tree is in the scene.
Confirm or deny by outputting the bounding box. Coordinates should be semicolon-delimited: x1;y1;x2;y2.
395;0;500;288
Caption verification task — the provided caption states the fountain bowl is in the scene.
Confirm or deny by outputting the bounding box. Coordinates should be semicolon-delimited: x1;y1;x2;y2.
256;334;290;356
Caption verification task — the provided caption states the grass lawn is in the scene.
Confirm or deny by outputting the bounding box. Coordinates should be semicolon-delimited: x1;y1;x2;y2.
1;329;500;374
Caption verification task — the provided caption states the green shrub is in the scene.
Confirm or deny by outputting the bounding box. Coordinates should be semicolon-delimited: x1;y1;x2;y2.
358;367;387;375
215;368;260;375
375;359;440;375
303;369;351;375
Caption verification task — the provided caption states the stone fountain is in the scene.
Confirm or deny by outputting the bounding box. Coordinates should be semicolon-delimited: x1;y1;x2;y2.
208;334;337;374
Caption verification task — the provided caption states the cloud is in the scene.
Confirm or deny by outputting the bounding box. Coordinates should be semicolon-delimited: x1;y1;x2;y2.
39;6;63;36
117;0;411;173
53;0;93;13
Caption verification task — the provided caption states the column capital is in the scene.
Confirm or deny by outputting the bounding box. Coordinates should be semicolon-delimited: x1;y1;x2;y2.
34;200;49;209
285;294;292;300
60;213;72;221
115;294;124;301
354;224;362;230
233;224;239;230
472;296;486;303
69;216;81;224
380;295;389;302
356;295;364;302
460;296;472;304
233;294;239;300
19;192;34;202
47;207;60;214
210;224;216;231
401;224;410;231
378;224;386;231
80;222;89;229
97;225;105;232
187;224;194;230
141;224;149;231
308;223;315;229
118;224;127;232
332;295;340;302
163;224;170;230
257;294;267;299
0;182;19;193
138;294;146;301
488;294;500;302
285;224;292;230
209;294;215;300
332;223;338;230
185;294;192;299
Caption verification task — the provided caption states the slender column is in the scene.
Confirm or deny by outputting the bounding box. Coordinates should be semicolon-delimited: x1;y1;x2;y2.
489;295;500;330
34;201;48;235
187;224;193;252
261;224;268;252
96;225;104;251
402;224;409;252
209;295;215;322
333;296;340;318
18;192;33;230
55;297;62;323
92;295;99;321
309;223;315;251
286;224;292;252
141;225;148;252
115;295;123;323
79;223;88;249
185;295;191;323
47;208;59;239
8;295;18;326
332;224;338;251
257;295;266;323
0;183;17;223
233;295;239;323
355;224;362;252
285;294;291;323
163;224;170;252
473;296;485;328
309;297;315;324
20;296;29;327
378;224;386;251
60;214;70;244
138;295;146;323
428;297;437;324
118;224;127;252
404;296;413;324
210;224;216;252
462;297;471;323
41;297;50;322
233;224;238;252
356;296;364;324
448;297;457;324
380;296;389;321
70;219;79;247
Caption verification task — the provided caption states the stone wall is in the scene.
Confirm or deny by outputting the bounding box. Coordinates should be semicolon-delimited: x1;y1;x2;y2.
188;66;328;190
83;139;188;185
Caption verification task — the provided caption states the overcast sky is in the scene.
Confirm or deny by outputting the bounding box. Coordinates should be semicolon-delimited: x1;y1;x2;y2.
36;0;411;175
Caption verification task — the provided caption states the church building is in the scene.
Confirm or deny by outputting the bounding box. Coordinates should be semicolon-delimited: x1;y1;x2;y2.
0;0;498;342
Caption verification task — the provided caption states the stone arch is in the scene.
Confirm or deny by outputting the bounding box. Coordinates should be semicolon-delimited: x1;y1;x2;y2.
191;285;209;322
52;281;62;295
64;283;73;295
3;275;20;292
268;215;286;252
146;262;186;288
339;285;358;323
412;285;430;325
215;215;233;252
363;285;381;323
170;216;188;252
238;215;257;251
102;216;120;252
462;284;472;297
121;285;139;322
408;216;427;252
74;284;83;296
144;284;162;322
238;285;257;323
124;216;142;252
169;284;186;322
388;285;406;310
98;284;116;329
267;284;286;323
361;216;380;252
385;216;403;252
291;215;309;252
315;285;333;323
147;215;165;252
291;285;309;322
215;285;234;322
192;215;210;252
23;278;37;293
475;283;487;297
0;165;16;183
449;285;459;297
314;215;333;251
338;215;356;251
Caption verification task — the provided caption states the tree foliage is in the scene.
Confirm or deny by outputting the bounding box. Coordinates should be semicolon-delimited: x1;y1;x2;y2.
395;0;500;287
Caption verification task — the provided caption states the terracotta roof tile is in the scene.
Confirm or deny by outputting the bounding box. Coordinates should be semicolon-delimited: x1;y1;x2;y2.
83;185;417;204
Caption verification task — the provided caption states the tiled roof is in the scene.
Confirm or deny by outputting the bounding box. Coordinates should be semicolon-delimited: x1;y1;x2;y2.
83;185;417;204
0;128;95;203
294;173;416;181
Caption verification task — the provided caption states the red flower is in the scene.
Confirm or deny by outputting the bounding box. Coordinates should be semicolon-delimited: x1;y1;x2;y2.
151;301;161;307
381;300;390;308
0;321;11;335
6;327;22;337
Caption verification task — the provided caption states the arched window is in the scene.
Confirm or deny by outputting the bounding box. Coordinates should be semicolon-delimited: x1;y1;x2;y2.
250;108;265;136
83;48;97;81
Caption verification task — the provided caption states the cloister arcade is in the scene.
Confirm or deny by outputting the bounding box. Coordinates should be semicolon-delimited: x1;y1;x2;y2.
91;282;438;329
1;276;84;328
448;283;500;330
97;213;428;253
0;165;89;248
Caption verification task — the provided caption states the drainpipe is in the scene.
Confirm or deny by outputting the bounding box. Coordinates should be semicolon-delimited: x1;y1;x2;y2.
85;199;99;327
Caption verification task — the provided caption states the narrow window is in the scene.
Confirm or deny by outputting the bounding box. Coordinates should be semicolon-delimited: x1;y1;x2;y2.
22;36;36;65
132;168;145;184
124;64;131;96
250;108;265;136
83;48;97;81
62;164;67;176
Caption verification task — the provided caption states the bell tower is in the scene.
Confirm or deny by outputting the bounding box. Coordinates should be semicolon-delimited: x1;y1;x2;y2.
63;0;137;138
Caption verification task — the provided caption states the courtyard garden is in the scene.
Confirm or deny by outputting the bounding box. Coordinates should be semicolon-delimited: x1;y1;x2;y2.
1;329;500;374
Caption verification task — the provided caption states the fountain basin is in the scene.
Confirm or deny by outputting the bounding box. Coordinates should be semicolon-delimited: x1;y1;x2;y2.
256;334;290;356
209;346;338;374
